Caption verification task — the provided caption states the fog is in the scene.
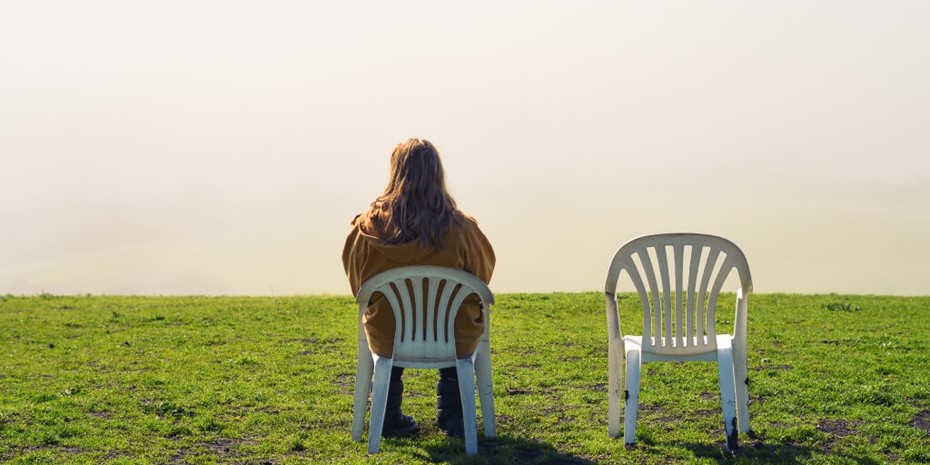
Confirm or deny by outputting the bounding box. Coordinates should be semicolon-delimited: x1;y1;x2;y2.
2;1;929;295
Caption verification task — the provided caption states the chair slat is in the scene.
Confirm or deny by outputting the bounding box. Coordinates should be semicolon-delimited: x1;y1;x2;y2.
697;247;720;347
625;256;652;343
412;277;424;342
448;284;471;342
427;277;441;341
383;283;405;343
398;279;415;342
655;245;672;346
637;247;661;346
673;243;684;348
707;254;735;341
686;245;701;345
437;280;457;344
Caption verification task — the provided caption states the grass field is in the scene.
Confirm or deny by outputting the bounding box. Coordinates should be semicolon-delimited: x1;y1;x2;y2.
1;293;929;464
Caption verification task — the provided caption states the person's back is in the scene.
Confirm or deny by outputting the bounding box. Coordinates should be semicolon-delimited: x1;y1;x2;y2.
342;138;495;437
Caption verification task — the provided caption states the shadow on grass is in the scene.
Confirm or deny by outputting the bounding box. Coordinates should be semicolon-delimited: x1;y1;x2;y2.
421;435;596;465
681;435;882;465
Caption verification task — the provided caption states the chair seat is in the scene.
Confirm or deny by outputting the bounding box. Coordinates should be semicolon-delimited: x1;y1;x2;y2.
392;357;461;369
623;335;731;363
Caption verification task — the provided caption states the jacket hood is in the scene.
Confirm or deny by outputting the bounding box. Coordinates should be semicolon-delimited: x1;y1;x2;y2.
354;213;438;264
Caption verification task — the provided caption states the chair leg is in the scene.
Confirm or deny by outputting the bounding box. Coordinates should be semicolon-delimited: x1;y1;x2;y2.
456;357;479;456
716;347;738;451
352;348;374;442
474;345;496;438
608;341;623;438
733;340;750;433
368;356;394;454
623;349;642;446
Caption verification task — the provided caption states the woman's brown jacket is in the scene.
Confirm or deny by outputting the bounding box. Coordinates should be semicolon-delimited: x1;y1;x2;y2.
342;213;495;358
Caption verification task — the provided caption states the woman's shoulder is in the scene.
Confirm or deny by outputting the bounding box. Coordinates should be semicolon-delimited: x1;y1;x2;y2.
449;212;491;242
350;210;381;238
453;211;481;230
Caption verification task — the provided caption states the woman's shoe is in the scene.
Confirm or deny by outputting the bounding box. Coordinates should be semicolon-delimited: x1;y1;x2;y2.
437;417;465;437
382;414;419;437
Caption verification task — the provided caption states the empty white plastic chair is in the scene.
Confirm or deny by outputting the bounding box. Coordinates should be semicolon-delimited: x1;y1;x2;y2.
605;233;752;450
351;265;496;455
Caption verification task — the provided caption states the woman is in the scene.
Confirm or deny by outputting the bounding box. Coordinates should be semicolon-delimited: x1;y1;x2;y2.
342;138;495;437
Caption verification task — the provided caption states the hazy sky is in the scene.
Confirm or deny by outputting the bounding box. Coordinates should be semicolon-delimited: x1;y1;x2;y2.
2;1;928;296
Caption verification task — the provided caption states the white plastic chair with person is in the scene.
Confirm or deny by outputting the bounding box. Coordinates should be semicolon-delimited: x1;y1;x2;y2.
351;265;497;455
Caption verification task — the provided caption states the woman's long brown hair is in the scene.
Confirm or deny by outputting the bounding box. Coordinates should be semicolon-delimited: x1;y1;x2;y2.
364;138;462;248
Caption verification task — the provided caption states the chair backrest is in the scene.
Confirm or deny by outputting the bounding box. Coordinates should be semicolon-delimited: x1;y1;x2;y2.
356;265;494;367
605;233;752;356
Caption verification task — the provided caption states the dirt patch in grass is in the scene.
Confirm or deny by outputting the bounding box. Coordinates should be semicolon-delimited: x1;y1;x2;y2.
505;387;534;395
640;404;680;424
204;438;247;455
590;346;608;355
35;446;84;454
496;414;517;426
914;409;930;436
296;337;345;356
102;451;125;461
819;419;856;436
639;404;677;421
406;390;427;399
694;408;720;418
334;373;354;394
818;419;858;453
589;383;607;393
537;403;559;416
168;437;257;464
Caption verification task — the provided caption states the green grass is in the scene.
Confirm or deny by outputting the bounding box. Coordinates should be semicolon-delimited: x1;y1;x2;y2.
1;292;929;464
